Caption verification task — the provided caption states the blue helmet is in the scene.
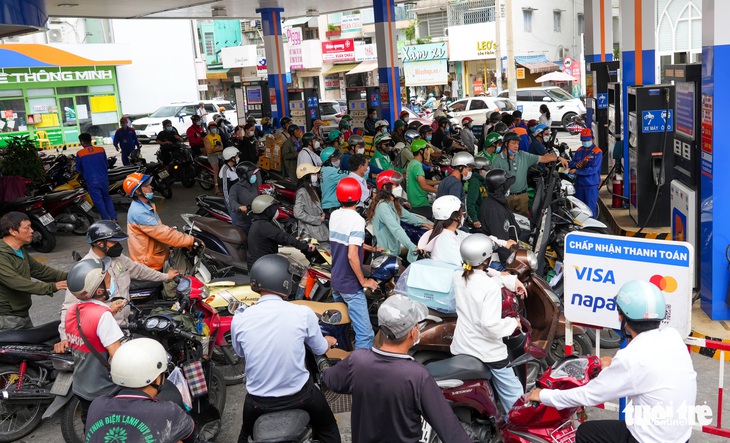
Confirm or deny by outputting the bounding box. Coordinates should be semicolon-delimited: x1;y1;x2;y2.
404;129;420;143
531;124;548;135
615;280;666;321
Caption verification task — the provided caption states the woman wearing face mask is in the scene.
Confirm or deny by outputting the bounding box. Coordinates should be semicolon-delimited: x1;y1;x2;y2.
297;132;323;168
466;157;489;230
417;195;470;266
236;122;259;164
294;163;328;242
204;121;224;195
320;147;347;214
368;171;432;263
54;221;178;354
219;147;240;223
246;195;314;271
229;162;261;233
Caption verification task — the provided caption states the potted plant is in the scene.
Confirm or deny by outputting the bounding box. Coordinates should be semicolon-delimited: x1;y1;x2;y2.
326;24;341;38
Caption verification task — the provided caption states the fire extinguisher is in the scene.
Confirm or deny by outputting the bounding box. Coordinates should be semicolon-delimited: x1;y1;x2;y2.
612;173;624;209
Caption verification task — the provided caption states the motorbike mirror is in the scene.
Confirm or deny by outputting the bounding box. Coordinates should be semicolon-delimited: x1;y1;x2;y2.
71;251;82;262
227;299;241;315
320;309;343;325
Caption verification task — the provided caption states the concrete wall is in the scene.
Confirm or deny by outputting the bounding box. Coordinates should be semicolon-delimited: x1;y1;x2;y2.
511;0;584;62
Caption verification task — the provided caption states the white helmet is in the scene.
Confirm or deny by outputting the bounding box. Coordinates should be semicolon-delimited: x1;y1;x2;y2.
432;195;462;221
222;147;238;162
111;338;168;388
460;234;495;267
451;152;476;168
375;120;390;131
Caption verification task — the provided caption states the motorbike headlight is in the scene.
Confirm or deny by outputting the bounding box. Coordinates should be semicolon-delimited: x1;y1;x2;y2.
176;277;192;295
371;255;387;269
526;251;538;271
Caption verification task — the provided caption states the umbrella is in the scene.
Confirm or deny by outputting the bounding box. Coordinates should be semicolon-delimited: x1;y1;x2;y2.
535;71;576;83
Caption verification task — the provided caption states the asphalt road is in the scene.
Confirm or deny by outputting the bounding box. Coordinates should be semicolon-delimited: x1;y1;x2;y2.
19;138;730;442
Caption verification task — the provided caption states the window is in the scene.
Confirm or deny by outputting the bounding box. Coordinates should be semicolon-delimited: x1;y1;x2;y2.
494;100;516;111
578;13;585;34
469;99;488;110
150;106;180;118
319;102;339;116
531;90;549;102
553;10;562;33
545;88;574;101
180;105;197;116
449;100;469;112
516;91;530;102
203;32;215;56
418;12;448;38
0;98;26;133
523;9;533;32
57;86;88;95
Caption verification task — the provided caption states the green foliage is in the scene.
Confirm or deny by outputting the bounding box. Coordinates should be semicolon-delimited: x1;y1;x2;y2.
328;24;339;31
0;136;45;187
613;46;620;61
404;18;419;41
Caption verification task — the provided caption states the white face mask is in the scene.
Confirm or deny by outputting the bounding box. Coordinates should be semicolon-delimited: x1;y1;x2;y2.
392;186;403;198
459;215;466;227
248;130;255;137
314;140;321;150
356;147;365;155
505;189;511;197
462;170;472;181
332;160;341;168
412;328;421;347
311;175;319;184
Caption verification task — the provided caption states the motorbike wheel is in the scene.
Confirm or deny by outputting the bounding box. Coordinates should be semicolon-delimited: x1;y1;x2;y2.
29;219;56;253
181;165;196;188
60;396;84;443
0;365;44;443
154;177;173;199
561;112;578;131
198;170;215;191
546;333;594;366
208;365;227;414
69;208;94;236
586;328;624;349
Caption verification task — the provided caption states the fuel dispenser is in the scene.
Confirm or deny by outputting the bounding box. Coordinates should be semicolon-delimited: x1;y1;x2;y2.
607;82;624;208
242;81;271;121
287;88;321;131
665;63;701;287
585;61;620;173
627;85;675;228
346;86;382;133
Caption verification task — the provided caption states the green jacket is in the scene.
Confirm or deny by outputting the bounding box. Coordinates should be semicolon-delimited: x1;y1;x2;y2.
371;150;403;174
466;173;487;222
371;200;427;263
0;240;67;317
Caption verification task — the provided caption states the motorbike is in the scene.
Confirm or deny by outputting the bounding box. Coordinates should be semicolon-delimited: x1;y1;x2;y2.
423;355;603;442
258;180;297;205
156;144;196;188
194;194;298;232
0;195;57;253
0;321;73;442
565;113;588;135
130;146;174;199
41;189;95;236
194;155;216;191
106;165;144;209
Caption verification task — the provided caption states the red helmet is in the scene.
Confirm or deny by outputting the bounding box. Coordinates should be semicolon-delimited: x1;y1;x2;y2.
461;116;473;125
580;128;593;141
336;177;362;204
400;110;409;118
376;170;403;191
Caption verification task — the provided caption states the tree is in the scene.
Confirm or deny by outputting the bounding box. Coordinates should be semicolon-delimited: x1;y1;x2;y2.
0;136;45;188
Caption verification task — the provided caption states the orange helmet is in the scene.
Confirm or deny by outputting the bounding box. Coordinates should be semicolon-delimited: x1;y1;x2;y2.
123;172;151;197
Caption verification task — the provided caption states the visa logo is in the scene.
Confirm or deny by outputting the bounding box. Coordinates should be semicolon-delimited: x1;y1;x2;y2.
574;267;616;284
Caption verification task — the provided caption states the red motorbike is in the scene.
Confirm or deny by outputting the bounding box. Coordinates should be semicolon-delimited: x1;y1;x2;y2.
258;181;297;205
423;355;603;442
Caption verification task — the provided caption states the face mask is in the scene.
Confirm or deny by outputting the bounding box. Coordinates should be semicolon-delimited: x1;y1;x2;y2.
273;209;280;221
314;140;321;150
311;175;319;184
248;131;255;137
371;114;377;120
249;175;257;184
332;160;341;168
211;128;219;134
107;278;117;297
445;126;451;134
479;170;488;178
105;243;124;258
426;135;432;142
338;137;344;145
195;121;201;126
125;122;132;128
144;192;154;200
412;328;421;347
164;126;173;132
582;140;593;148
466;123;471;129
356;147;365;154
459;215;466;227
381;128;388;134
403;117;409;123
495;145;503;154
392;186;403;198
365;166;371;177
462;171;472;181
505;189;511;197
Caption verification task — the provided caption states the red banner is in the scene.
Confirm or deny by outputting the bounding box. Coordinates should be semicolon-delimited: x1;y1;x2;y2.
321;39;355;62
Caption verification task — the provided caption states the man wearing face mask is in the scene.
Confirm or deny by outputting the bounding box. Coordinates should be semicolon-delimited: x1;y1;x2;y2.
155;119;183;147
55;221;177;354
123;173;196;271
322;294;471;443
187;114;207;157
391;119;408;146
529;124;549;156
364;108;378;136
436;152;475;207
491;131;568;216
297;132;323;168
399;110;410;126
113;117;140;166
370;133;400;176
340;133;363;173
466;157;489;230
282;125;303;182
478;169;519;270
478;132;503;164
568;128;603;218
347;154;372;208
246;195;314;271
407;140;441;220
432;117;467;154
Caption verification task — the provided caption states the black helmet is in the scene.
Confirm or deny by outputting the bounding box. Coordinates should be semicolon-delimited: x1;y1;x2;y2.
502;131;521;144
438;116;450;126
301;132;316;147
287;124;300;136
407;121;422;131
485;169;516;193
250;254;295;297
236;161;257;180
418;124;433;137
280;117;292;126
87;220;128;244
246;116;256;123
191;114;201;121
488;111;502;123
494;122;509;135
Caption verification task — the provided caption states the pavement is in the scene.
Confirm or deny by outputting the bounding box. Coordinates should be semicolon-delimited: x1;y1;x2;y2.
18;136;730;442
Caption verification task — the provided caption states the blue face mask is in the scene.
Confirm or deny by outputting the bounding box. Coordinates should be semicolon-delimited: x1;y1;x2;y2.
426;135;433;141
445;126;450;134
249;175;257;184
144;192;154;200
107;278;117;297
582;140;593;148
495;146;503;153
381;128;388;134
164;126;173;132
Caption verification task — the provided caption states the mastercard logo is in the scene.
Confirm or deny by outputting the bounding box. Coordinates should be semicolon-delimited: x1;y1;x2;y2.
649;275;677;293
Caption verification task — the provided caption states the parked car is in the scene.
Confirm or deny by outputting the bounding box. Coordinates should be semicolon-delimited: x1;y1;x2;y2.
319;99;342;136
336;99;348;114
132;100;238;143
401;107;432;127
497;87;585;130
446;96;518;127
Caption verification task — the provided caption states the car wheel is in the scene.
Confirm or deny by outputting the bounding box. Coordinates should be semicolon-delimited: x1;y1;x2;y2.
561;112;578;131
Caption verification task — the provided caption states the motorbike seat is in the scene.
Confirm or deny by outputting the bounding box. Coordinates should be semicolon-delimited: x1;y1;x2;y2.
426;354;492;382
197;155;209;163
428;308;457;319
130;280;164;291
253;409;310;442
274;181;297;192
0;321;61;344
107;166;141;182
201;195;227;206
43;189;82;203
210;274;251;286
193;216;247;245
0;196;43;212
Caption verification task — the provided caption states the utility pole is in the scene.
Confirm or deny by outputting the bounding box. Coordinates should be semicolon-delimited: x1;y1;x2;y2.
505;0;517;101
494;0;503;94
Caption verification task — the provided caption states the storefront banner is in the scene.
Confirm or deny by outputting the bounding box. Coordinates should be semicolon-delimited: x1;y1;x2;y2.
324;74;341;91
448;23;497;61
400;43;448;62
322;39;355;62
341;13;362;34
285;27;304;70
0;68;113;85
355;44;378;61
221;45;259;69
257;47;268;78
404;60;448;87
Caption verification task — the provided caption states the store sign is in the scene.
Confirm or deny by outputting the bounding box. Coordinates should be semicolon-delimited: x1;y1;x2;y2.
404;60;448;87
285;27;304;70
516;68;526;80
448;23;497;61
355;44;378;61
324;74;341;91
322;39;355;62
563;56;581;83
401;43;448;62
341;12;362;34
0;68;113;85
221;45;259;69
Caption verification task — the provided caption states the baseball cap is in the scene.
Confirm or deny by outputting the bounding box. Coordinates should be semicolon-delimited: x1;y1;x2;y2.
580;128;593;141
378;294;428;340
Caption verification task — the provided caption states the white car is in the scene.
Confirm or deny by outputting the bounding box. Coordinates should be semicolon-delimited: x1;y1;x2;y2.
132;100;238;143
446;97;517;127
319;100;342;136
498;87;585;129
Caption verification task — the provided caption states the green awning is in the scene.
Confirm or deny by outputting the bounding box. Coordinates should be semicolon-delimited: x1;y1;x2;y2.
322;63;360;76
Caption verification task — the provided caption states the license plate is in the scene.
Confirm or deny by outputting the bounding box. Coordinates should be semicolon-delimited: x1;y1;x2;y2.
159;170;170;179
80;201;92;212
39;213;55;226
50;372;73;396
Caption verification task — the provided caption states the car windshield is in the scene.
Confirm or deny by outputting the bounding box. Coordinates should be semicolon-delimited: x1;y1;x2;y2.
494;99;516;111
149;106;180;118
217;102;235;111
545;88;574;101
320;103;339;116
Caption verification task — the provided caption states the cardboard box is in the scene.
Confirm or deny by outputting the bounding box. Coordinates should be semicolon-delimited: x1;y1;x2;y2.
258;157;271;170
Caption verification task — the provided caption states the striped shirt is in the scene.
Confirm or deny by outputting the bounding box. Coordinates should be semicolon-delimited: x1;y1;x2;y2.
329;208;366;294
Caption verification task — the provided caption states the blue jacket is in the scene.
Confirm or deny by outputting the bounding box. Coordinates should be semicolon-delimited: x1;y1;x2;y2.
529;134;547;156
569;144;603;187
113;128;140;150
76;145;109;187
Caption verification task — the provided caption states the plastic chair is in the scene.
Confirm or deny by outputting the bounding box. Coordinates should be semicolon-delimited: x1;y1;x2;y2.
35;130;51;150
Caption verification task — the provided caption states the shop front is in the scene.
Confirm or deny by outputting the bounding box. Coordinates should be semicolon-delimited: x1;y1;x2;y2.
401;42;450;100
448;23;498;98
0;44;130;148
321;39;357;100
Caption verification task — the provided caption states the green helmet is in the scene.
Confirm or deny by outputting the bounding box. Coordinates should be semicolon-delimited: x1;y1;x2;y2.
252;195;277;214
301;132;315;147
320;146;340;163
484;132;502;147
341;114;353;121
615;280;667;321
328;130;342;143
339;120;351;129
394;119;407;130
411;139;428;153
374;133;392;147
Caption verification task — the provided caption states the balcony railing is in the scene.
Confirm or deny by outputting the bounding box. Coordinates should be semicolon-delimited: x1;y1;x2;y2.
447;0;496;26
